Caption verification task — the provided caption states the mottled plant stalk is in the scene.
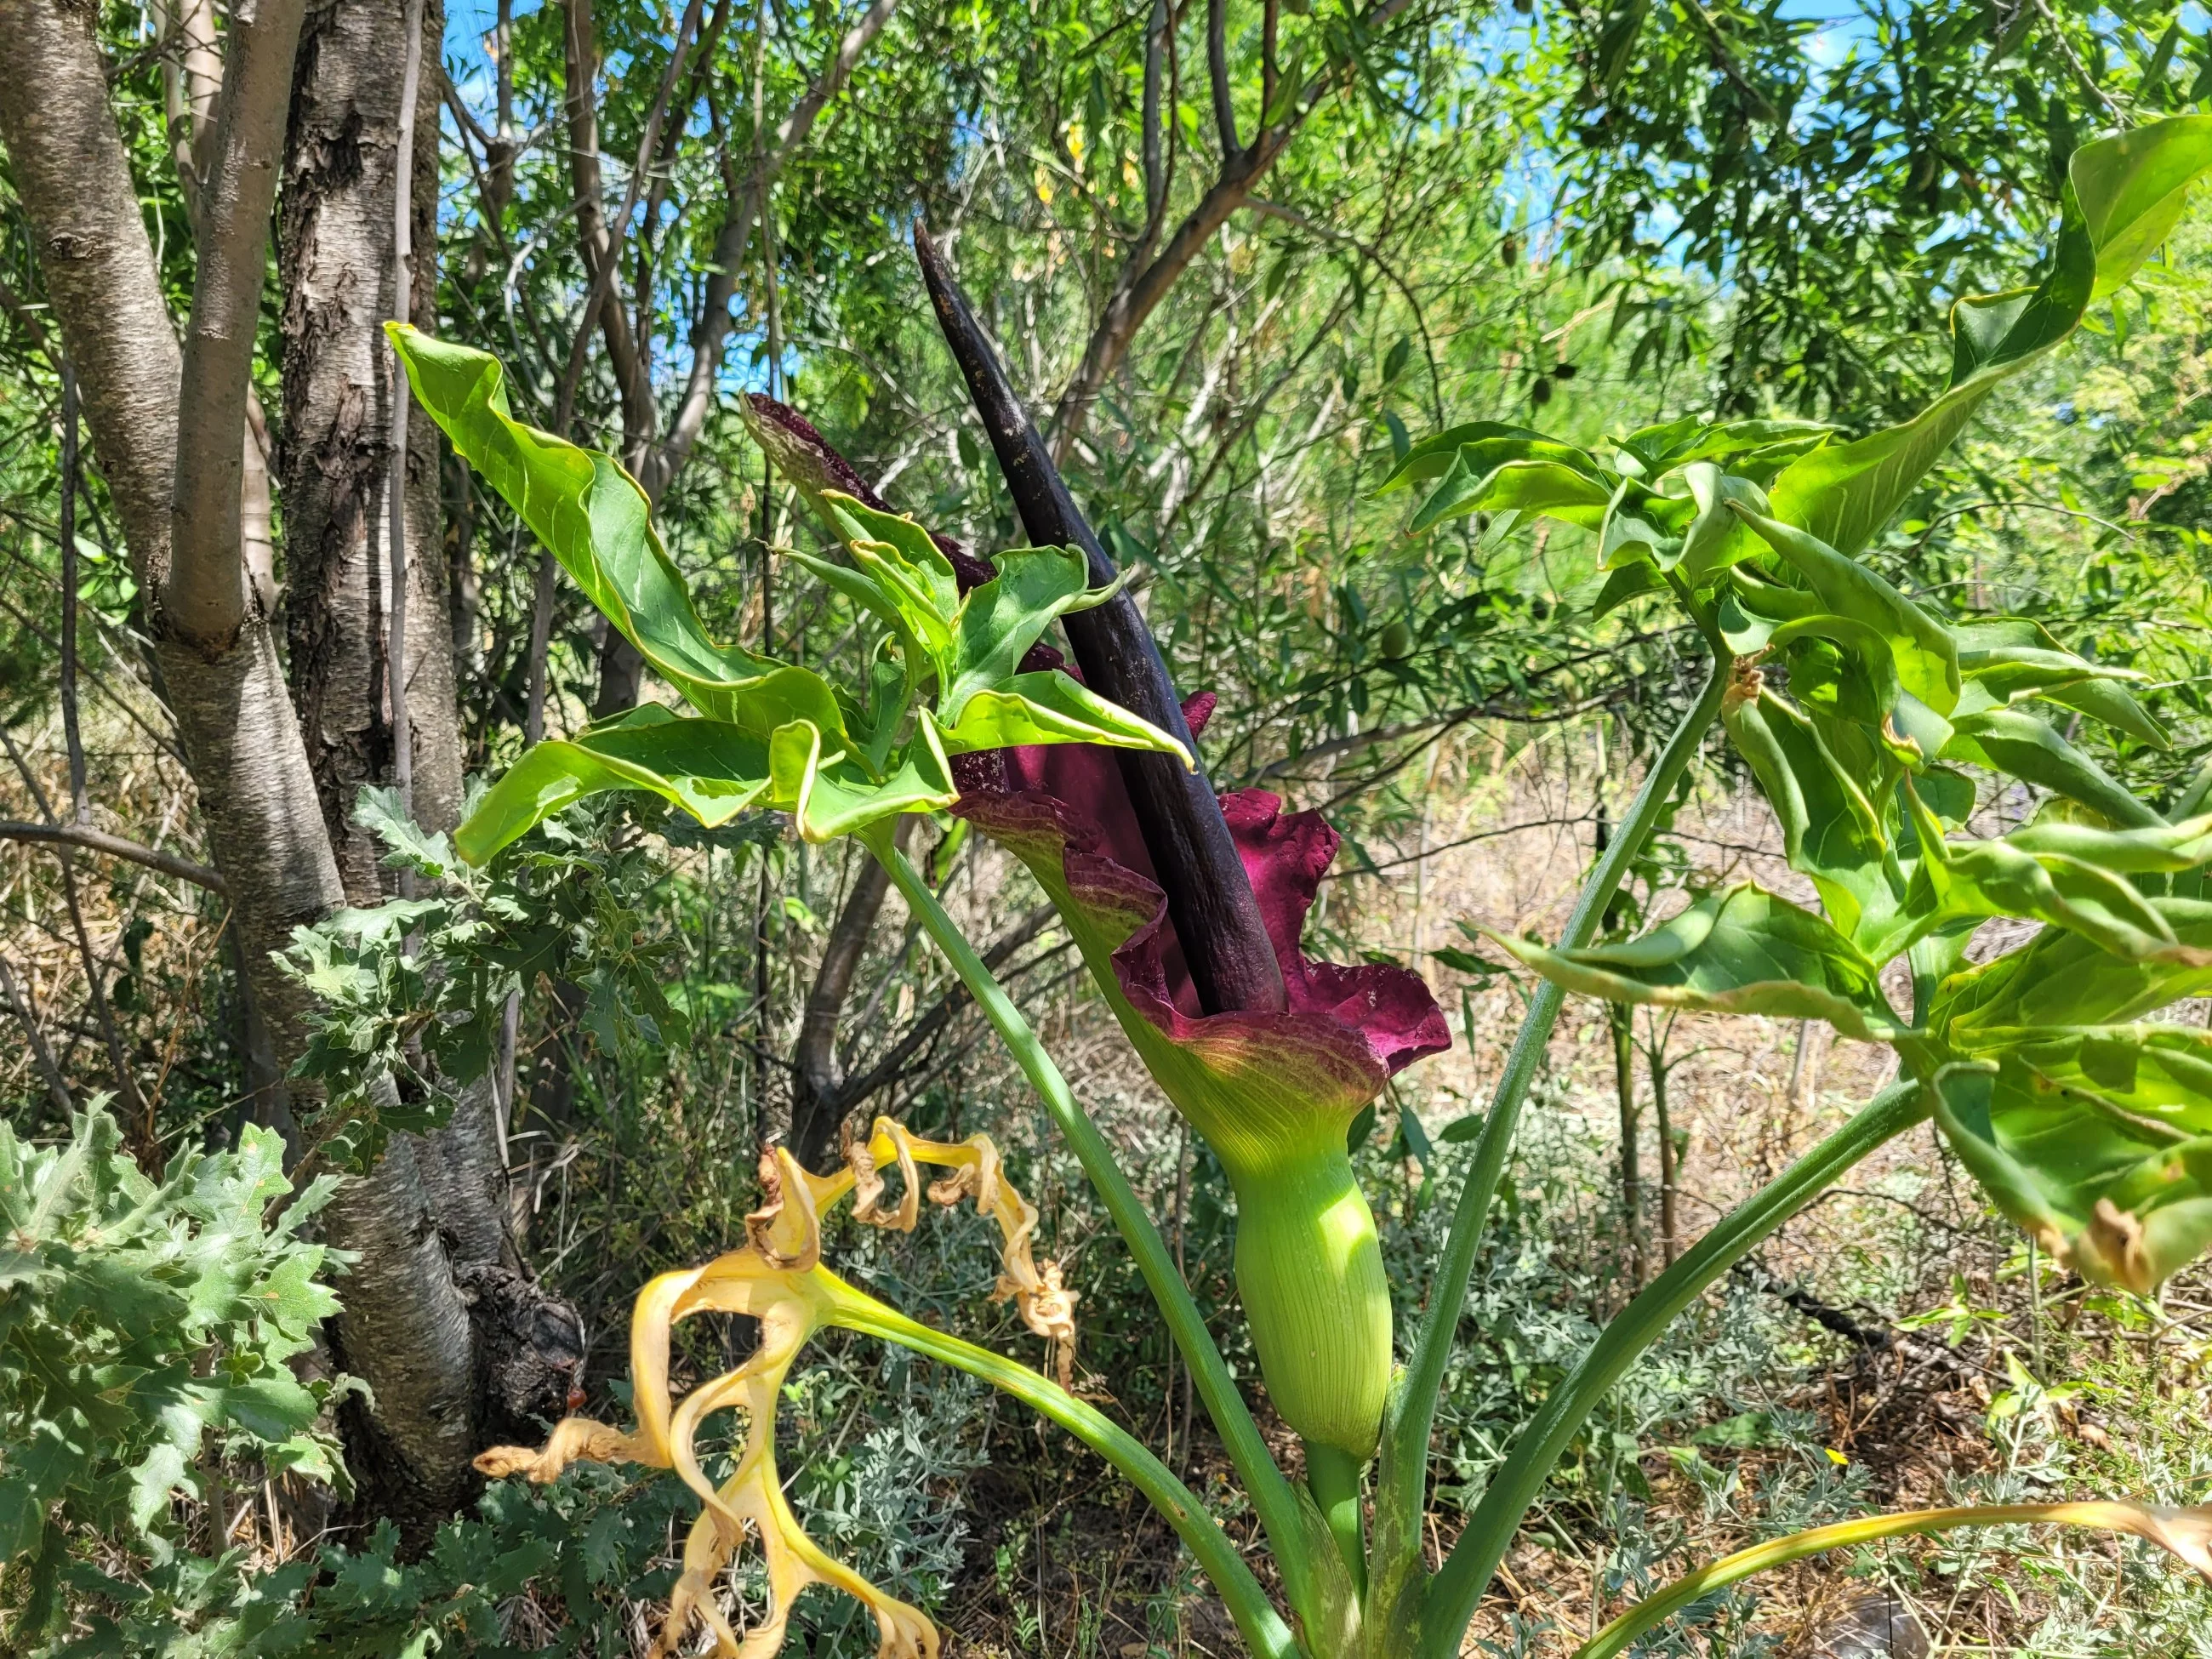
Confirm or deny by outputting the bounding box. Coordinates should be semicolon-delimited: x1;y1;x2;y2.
863;822;1331;1639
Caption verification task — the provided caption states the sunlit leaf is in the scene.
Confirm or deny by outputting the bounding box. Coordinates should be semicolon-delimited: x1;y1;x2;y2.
942;545;1123;721
456;706;775;864
1730;119;2212;562
1937;897;2212;1038
1722;678;1901;952
1482;884;1908;1040
1932;1058;2212;1293
1911;835;2207;965
936;672;1190;760
389;328;828;732
1942;709;2165;830
1729;506;1960;715
771;715;959;843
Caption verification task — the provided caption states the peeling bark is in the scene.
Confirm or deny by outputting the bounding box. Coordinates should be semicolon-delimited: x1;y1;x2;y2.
280;0;462;893
278;0;578;1541
0;0;573;1545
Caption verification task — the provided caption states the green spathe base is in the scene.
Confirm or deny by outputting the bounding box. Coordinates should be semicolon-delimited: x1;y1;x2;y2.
1231;1144;1394;1462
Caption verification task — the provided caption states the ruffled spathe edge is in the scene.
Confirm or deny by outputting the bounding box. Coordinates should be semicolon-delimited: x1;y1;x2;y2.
953;727;1449;1132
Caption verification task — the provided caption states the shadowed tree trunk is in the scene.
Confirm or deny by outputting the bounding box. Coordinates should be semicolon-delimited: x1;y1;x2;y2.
279;0;464;888
278;0;579;1538
0;0;576;1548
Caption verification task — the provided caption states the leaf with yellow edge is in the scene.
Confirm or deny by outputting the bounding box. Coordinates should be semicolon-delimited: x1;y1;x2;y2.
1576;1498;2212;1659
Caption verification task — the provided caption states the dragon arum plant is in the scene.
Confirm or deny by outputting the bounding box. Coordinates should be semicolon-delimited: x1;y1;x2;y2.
383;115;2212;1659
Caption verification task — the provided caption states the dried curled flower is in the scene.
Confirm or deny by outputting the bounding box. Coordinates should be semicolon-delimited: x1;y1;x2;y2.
476;1122;1075;1658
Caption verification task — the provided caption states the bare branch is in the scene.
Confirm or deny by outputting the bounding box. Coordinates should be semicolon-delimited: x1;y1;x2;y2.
166;0;309;650
633;0;735;351
1047;0;1424;458
1;728;145;1119
552;0;705;440
0;956;73;1115
648;0;900;497
0;819;228;895
1246;195;1445;423
1139;0;1172;240
387;0;427;824
829;905;1058;1115
554;0;651;438
0;270;54;358
1261;0;1278;125
0;0;184;580
58;365;88;824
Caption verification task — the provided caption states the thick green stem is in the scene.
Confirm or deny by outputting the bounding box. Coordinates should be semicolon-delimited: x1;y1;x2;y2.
830;1285;1303;1659
1574;1501;2184;1659
1417;1079;1929;1656
1304;1441;1366;1599
1382;655;1731;1548
869;829;1323;1640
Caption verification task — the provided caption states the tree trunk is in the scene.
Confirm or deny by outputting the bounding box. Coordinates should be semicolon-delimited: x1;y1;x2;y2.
278;0;579;1542
0;0;575;1549
279;0;463;890
0;0;338;1107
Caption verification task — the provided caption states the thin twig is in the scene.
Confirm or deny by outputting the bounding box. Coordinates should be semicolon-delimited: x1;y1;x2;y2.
58;362;88;824
0;728;144;1120
0;955;73;1114
551;0;708;435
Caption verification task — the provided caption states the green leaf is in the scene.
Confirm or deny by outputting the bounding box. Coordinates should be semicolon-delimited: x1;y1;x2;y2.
2038;675;2172;750
1407;455;1613;535
1741;119;2212;562
815;491;963;665
1722;681;1901;952
1690;1411;1779;1449
1914;766;1977;826
1972;1022;2212;1123
941;545;1125;721
455;706;775;864
2072;114;2212;297
212;1374;322;1441
1913;836;2205;965
1593;561;1664;619
1952;619;2169;747
1481;884;1908;1040
772;716;958;843
782;544;929;700
935;672;1190;761
2004;812;2212;872
1728;507;1960;715
1674;464;1774;584
1941;709;2164;830
1369;421;1585;493
1931;1058;2212;1294
1937;897;2212;1037
389;327;815;730
1766;615;1905;734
